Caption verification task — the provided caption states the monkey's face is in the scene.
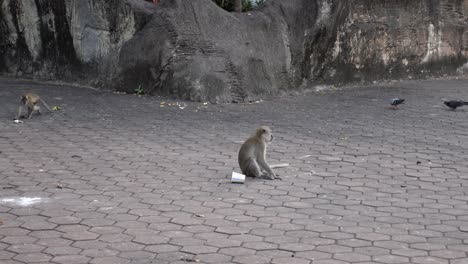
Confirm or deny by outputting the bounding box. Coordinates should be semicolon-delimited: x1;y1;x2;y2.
260;126;273;143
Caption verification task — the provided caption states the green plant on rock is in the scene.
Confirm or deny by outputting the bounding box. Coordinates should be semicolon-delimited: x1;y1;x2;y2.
212;0;253;12
135;84;144;95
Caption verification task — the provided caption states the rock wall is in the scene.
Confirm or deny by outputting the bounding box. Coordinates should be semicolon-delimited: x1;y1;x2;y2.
0;0;467;102
0;0;155;84
321;0;468;83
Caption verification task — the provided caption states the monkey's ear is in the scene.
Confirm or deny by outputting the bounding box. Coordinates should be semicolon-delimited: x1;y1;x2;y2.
262;129;266;133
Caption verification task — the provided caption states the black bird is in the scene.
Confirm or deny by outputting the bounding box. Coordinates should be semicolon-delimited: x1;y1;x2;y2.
390;98;405;108
443;100;468;110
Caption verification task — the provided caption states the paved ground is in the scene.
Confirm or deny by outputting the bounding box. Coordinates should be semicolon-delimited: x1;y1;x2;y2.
1;77;468;264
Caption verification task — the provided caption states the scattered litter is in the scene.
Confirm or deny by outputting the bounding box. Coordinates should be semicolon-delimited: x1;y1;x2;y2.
177;102;187;109
180;256;200;262
299;155;312;159
195;214;204;218
416;161;421;165
270;163;289;169
159;102;187;109
71;155;82;158
314;85;337;92
52;106;61;111
0;197;46;207
13;119;23;124
203;102;209;105
231;172;246;184
56;184;63;189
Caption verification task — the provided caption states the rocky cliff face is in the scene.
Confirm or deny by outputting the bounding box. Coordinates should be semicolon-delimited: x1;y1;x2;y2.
0;0;154;84
321;0;468;83
1;0;467;102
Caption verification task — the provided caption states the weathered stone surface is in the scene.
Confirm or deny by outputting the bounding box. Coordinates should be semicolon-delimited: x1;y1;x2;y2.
0;0;154;83
0;0;467;101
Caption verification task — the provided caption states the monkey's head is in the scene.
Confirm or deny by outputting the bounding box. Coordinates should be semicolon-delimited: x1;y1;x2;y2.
21;95;28;104
256;126;273;143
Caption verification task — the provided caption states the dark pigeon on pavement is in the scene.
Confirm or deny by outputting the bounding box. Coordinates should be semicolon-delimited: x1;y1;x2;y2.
443;100;468;110
390;98;405;108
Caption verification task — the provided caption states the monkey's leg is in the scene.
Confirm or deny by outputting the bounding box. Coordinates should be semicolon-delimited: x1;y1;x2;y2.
16;105;23;119
245;158;263;178
27;107;34;119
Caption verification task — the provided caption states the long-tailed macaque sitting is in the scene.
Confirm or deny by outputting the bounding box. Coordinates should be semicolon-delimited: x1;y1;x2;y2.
238;126;280;180
17;92;53;119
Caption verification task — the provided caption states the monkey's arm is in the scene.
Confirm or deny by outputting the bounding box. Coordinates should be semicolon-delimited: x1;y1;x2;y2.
257;154;276;179
40;99;53;112
16;105;23;119
27;106;34;119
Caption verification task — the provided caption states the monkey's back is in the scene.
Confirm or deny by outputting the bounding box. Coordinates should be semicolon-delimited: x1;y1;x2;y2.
238;137;262;169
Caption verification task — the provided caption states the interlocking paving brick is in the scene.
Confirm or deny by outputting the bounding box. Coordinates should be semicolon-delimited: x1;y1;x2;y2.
1;235;38;245
118;250;156;260
244;241;278;250
2;78;468;263
51;255;91;264
90;256;131;264
279;243;316;251
7;244;45;253
411;256;449;264
81;248;119;258
271;257;311;264
62;231;99;241
205;238;242;248
0;251;16;260
372;255;410;263
13;252;52;263
180;245;218;254
232;255;272;264
109;242;145;252
430;249;466;259
196;253;232;263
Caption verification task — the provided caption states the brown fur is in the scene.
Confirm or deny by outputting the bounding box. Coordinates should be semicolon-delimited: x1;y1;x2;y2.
17;92;52;119
238;126;278;180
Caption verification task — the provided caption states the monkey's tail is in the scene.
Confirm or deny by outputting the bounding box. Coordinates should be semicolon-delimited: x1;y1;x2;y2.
270;163;289;169
40;99;53;112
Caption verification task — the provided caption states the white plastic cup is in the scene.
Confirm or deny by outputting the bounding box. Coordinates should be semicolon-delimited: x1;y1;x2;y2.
231;172;246;184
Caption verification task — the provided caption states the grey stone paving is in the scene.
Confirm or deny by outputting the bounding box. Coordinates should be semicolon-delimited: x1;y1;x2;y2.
1;77;468;264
